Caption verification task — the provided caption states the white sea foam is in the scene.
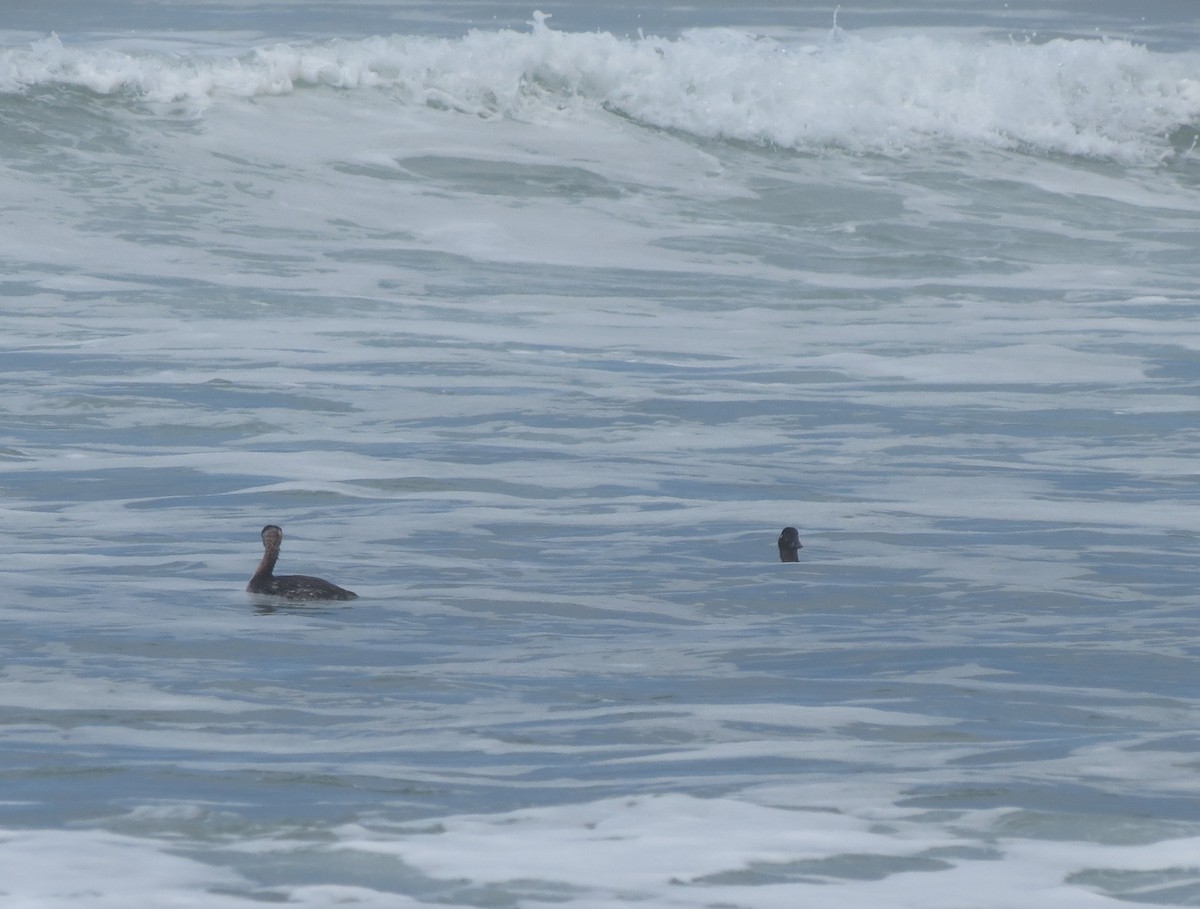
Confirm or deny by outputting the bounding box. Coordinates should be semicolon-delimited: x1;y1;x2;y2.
0;829;251;907
315;793;1200;908
13;799;1195;909
3;14;1199;162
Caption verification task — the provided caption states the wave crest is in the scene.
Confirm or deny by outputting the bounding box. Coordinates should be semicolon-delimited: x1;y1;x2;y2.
4;14;1199;163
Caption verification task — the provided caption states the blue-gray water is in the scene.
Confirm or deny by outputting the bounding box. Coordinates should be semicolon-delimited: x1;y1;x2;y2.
3;2;1200;905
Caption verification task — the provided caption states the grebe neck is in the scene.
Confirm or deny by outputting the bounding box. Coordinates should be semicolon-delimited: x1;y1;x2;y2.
251;525;283;586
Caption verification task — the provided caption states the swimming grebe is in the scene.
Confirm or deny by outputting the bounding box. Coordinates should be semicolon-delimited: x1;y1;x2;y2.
777;527;803;562
247;524;358;600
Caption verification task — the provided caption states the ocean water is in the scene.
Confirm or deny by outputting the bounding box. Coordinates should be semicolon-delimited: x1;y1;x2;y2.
3;1;1200;905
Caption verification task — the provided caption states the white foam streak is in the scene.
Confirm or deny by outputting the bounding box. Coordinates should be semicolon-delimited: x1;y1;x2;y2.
327;793;1200;908
0;829;250;907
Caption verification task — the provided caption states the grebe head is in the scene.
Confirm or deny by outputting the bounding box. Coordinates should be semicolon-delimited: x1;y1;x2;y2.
261;524;283;547
777;526;802;562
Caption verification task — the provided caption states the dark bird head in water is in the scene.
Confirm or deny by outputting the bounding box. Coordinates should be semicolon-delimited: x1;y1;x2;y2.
777;526;802;562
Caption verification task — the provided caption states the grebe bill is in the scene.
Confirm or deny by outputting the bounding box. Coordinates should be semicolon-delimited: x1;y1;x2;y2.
247;524;358;600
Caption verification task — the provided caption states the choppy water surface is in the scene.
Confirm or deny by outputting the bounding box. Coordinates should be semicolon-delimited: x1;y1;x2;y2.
3;2;1200;906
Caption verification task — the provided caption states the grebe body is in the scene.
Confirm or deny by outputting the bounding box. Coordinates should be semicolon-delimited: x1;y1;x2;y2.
247;524;357;600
